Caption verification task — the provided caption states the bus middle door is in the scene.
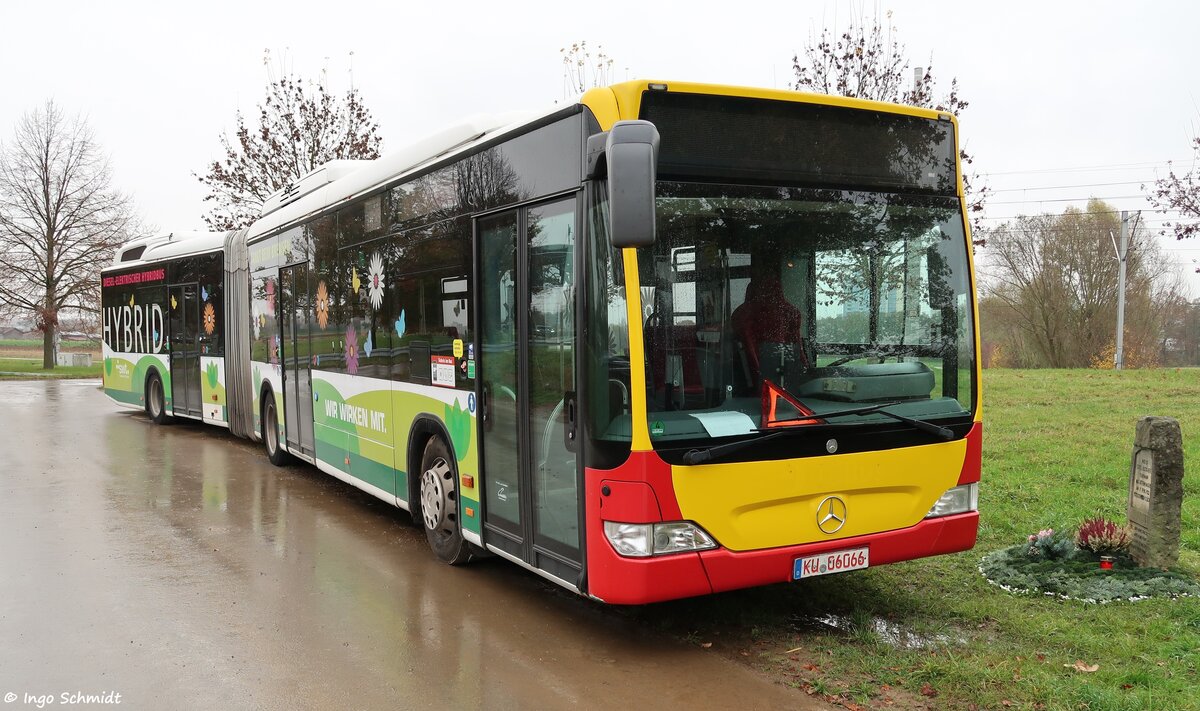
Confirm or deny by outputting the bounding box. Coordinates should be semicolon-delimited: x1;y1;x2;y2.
279;262;316;458
168;283;202;418
477;196;582;586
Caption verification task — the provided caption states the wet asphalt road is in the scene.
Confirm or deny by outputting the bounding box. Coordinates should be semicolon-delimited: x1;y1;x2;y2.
0;381;825;710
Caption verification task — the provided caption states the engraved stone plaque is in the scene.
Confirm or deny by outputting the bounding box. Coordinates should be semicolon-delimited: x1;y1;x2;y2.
1129;450;1153;516
1127;417;1183;568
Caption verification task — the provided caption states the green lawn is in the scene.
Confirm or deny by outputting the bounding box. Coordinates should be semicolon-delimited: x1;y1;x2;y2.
0;358;102;379
0;338;99;350
627;368;1200;711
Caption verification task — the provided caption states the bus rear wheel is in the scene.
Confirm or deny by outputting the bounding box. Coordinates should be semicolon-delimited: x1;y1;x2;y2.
261;392;290;467
145;372;172;425
419;437;471;565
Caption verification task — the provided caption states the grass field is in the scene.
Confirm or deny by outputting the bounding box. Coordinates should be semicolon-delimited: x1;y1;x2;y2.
0;339;103;379
0;338;99;350
0;357;103;379
627;368;1199;710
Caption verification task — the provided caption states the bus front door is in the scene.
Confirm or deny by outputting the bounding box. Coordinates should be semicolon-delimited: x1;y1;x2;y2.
279;262;315;458
168;283;202;418
478;198;581;586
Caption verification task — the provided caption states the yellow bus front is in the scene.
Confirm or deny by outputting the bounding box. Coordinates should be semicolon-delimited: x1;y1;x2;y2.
579;82;981;604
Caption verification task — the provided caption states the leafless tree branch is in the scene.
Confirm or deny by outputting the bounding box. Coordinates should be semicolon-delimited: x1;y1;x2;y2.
0;99;143;366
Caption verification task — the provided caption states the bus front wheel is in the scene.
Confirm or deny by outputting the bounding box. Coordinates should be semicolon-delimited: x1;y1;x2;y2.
145;372;172;425
419;437;471;565
261;392;290;467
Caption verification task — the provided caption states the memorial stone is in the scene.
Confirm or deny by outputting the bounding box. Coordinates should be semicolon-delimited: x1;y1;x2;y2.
1127;416;1184;568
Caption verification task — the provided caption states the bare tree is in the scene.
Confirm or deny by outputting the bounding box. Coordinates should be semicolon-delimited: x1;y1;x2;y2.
1146;136;1200;245
792;10;989;242
0;100;139;368
196;56;383;231
561;41;615;99
982;200;1182;368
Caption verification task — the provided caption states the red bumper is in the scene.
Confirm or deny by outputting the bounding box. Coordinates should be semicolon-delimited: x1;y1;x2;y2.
586;506;979;605
699;511;978;595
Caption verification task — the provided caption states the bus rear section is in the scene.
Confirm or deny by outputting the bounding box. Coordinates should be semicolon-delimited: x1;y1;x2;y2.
101;233;230;427
578;82;980;604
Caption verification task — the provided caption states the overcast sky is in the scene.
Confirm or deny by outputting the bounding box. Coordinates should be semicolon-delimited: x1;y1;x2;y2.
4;0;1199;279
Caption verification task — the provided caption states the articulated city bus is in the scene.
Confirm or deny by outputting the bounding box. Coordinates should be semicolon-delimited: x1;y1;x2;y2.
102;80;981;604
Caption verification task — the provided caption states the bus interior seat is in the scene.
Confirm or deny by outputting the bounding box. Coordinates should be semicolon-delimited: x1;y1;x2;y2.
731;274;809;386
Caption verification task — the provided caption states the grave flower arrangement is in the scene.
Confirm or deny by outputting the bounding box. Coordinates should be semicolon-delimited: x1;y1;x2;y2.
980;516;1198;603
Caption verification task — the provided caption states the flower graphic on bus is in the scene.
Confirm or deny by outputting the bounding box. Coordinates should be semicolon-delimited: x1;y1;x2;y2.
202;302;216;335
315;281;330;329
367;251;385;310
344;324;359;374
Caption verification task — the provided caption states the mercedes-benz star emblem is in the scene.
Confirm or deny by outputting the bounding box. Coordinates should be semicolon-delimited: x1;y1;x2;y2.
816;496;847;534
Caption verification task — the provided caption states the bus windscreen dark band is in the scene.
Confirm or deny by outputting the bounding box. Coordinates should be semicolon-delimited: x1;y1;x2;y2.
639;91;957;195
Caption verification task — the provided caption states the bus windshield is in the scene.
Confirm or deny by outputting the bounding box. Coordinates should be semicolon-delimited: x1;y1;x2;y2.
638;181;975;442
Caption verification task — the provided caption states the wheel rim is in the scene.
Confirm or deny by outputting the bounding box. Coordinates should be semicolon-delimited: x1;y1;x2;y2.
265;401;278;454
420;457;455;534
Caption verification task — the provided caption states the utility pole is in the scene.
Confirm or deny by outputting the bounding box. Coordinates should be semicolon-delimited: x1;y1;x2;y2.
1114;210;1130;370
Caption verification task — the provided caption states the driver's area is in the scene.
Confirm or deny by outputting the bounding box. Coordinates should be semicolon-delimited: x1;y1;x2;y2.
636;182;975;442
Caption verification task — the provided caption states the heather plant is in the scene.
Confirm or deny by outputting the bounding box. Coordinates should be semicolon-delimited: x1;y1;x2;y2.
1075;516;1132;557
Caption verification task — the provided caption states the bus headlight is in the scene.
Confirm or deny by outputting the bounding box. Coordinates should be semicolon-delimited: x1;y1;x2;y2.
925;483;978;518
603;521;718;557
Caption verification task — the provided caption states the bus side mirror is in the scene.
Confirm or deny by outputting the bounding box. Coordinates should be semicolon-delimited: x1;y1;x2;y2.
606;120;659;248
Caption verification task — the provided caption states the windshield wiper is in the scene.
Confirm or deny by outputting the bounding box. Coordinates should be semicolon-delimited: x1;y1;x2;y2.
866;406;956;441
682;429;794;465
682;401;954;466
763;401;953;440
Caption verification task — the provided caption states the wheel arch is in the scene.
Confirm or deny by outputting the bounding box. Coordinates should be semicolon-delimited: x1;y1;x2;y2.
259;381;275;415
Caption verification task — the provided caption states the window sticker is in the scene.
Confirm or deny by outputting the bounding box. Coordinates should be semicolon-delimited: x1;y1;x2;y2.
431;355;456;387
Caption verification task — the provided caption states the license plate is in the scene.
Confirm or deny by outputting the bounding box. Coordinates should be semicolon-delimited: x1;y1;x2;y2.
793;546;869;580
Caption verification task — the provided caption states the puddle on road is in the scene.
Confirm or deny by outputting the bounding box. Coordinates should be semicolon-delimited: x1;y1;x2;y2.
791;613;968;650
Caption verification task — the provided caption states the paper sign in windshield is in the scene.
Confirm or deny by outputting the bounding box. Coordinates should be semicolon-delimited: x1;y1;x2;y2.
690;411;757;438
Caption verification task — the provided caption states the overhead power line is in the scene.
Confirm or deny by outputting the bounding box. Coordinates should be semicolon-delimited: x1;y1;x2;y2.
983;158;1196;177
977;208;1193;221
988;194;1149;206
989;180;1154;193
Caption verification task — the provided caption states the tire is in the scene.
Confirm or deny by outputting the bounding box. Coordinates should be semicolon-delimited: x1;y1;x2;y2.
261;390;290;466
145;372;172;425
418;437;471;565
